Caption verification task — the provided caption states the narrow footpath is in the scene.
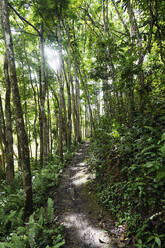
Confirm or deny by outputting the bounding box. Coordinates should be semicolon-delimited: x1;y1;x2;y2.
54;142;129;248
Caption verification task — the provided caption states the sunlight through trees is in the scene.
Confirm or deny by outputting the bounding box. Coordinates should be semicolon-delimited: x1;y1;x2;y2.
0;0;165;247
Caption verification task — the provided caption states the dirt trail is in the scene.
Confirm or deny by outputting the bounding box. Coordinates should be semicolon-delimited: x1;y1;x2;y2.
54;142;127;248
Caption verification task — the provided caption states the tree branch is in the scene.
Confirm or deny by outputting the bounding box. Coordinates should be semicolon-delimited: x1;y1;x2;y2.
111;0;130;38
8;3;41;36
138;1;154;65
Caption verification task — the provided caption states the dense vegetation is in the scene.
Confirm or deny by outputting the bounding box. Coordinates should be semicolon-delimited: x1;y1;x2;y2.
0;156;66;247
89;116;165;247
0;0;165;247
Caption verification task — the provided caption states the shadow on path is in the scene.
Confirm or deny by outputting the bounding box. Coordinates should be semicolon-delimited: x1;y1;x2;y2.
54;142;126;248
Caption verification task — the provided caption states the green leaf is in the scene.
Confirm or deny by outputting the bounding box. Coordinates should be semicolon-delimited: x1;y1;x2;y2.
157;168;165;181
38;207;45;226
161;132;165;141
141;144;156;154
144;126;157;133
0;243;9;248
11;234;25;248
155;237;161;247
53;240;65;248
144;162;154;168
147;236;155;242
160;144;165;155
47;198;54;222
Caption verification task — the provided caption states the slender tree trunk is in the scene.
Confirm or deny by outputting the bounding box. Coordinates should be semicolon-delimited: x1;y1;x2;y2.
129;88;135;122
66;76;72;150
127;0;145;114
102;0;114;116
24;46;39;163
65;58;72;150
75;62;82;142
70;21;83;142
85;103;90;138
0;139;5;175
58;99;63;162
62;59;72;150
66;28;77;144
0;0;32;217
57;75;64;161
79;70;95;134
70;77;77;144
40;24;49;165
50;86;60;153
4;53;14;183
0;96;6;172
57;19;68;148
65;24;73;149
31;79;38;164
21;61;29;135
95;89;100;123
47;90;51;155
102;80;109;115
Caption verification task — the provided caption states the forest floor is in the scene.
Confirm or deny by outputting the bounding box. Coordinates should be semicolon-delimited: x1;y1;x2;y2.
54;142;131;248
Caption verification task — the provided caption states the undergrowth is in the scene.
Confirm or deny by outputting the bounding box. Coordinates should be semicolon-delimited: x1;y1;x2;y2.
0;146;76;248
89;115;165;248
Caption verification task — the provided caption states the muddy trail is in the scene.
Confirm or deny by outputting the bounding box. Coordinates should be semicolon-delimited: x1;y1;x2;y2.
54;142;130;248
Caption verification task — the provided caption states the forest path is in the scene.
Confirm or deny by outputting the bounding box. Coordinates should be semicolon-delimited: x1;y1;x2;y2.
54;142;127;248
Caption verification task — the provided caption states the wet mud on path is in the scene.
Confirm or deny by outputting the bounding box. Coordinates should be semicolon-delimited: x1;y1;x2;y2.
54;142;128;248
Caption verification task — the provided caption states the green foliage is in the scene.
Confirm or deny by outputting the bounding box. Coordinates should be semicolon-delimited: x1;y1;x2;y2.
0;156;67;248
32;161;63;207
0;198;65;248
89;115;165;247
24;198;65;248
47;198;54;222
1;0;165;246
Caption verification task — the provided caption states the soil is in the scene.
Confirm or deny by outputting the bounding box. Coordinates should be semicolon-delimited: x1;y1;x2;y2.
54;142;131;248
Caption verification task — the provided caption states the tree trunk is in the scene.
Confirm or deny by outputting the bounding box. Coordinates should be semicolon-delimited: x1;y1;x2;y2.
65;74;72;150
4;53;14;183
0;0;32;217
65;39;72;150
66;28;77;144
102;80;109;115
95;88;100;123
57;19;68;148
30;78;38;164
0;96;6;173
70;76;77;144
102;0;111;116
39;24;49;166
85;103;90;138
47;90;51;155
58;96;64;162
79;70;95;135
70;21;82;142
0;139;5;177
50;86;60;154
74;62;82;142
126;0;145;114
57;75;64;162
61;55;72;150
24;45;39;164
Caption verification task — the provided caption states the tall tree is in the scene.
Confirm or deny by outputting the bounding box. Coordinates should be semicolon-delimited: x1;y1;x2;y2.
4;53;14;183
0;0;32;217
39;24;49;166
